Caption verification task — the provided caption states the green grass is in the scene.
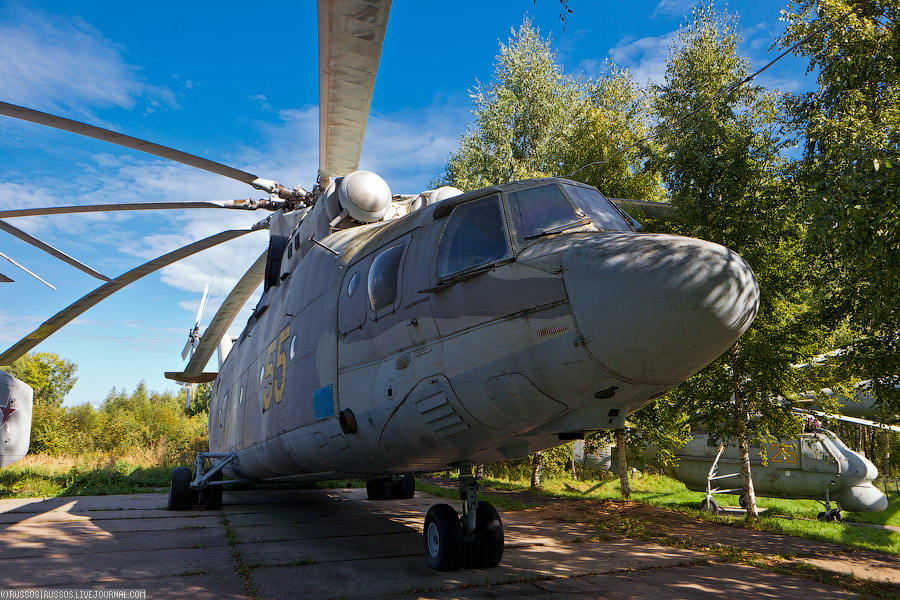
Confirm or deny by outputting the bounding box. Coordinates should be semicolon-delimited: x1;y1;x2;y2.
0;452;173;498
474;472;900;555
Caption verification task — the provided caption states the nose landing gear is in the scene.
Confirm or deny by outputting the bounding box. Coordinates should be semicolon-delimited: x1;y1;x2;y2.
423;463;504;571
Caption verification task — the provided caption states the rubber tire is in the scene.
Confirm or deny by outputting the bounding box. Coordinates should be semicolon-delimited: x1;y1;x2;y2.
366;477;392;500
167;467;193;511
198;470;223;510
424;504;464;571
470;501;504;568
701;498;721;515
817;511;826;521
739;494;749;509
392;474;416;499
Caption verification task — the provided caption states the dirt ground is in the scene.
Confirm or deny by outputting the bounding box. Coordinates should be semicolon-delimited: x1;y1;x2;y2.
423;478;900;598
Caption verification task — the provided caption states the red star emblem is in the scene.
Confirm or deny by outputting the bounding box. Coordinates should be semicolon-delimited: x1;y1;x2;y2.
0;398;16;431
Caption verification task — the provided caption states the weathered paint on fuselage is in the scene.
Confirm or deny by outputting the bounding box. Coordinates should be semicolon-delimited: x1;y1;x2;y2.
209;178;759;482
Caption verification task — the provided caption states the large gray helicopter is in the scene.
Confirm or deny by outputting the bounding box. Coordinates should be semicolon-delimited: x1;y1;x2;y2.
0;0;760;571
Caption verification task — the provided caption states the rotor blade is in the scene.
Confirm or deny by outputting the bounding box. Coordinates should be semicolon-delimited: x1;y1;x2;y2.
608;198;677;220
0;101;275;190
317;0;392;182
0;219;112;282
0;226;263;366
182;250;268;377
196;277;216;326
0;250;55;289
0;200;261;219
181;337;194;361
796;409;900;434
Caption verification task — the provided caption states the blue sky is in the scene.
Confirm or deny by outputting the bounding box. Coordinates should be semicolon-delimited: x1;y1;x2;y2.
0;0;810;406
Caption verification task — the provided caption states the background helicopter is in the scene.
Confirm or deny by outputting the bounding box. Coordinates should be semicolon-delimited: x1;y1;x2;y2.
0;371;31;468
575;415;894;522
0;0;763;571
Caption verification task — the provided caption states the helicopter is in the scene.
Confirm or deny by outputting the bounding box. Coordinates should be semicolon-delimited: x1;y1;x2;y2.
574;419;891;522
0;0;762;571
0;371;31;468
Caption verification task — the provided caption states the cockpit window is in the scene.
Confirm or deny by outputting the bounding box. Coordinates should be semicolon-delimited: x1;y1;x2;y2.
561;184;634;232
437;195;509;279
509;184;582;239
368;243;405;310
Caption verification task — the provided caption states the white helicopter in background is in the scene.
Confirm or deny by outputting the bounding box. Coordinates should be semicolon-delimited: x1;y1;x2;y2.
0;0;761;571
575;412;895;522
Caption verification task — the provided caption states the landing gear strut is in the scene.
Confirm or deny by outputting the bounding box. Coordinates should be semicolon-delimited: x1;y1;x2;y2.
817;490;842;523
423;463;504;571
167;452;244;511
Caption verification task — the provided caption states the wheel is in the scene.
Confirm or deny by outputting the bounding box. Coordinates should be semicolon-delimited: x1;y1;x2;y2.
167;467;193;510
701;498;721;515
739;494;749;509
833;510;842;523
197;470;223;509
468;501;504;568
391;474;416;499
424;504;463;571
817;511;826;521
366;477;392;500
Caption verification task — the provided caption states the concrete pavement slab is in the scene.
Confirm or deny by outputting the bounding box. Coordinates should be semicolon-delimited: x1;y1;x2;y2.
418;562;860;599
793;550;900;586
0;486;891;599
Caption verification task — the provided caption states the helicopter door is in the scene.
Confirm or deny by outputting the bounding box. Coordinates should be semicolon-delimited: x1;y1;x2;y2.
800;436;839;473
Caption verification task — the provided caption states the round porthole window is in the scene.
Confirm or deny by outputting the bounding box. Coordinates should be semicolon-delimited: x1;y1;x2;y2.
347;272;360;297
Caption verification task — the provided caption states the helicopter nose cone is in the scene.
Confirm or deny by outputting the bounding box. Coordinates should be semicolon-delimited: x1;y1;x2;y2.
833;483;889;512
563;233;759;386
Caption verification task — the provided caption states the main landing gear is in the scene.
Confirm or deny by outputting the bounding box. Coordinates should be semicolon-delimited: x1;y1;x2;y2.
365;474;416;500
423;463;504;571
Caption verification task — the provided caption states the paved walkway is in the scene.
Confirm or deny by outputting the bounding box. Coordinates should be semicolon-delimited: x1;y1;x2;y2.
0;488;882;599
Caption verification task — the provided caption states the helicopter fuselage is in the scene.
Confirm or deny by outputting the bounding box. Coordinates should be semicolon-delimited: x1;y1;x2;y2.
209;178;760;481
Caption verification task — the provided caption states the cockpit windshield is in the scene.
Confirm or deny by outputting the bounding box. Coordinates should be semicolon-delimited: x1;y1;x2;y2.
560;183;635;232
509;184;583;239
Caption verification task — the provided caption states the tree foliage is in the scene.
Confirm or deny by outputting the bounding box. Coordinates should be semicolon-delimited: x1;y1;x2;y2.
24;378;207;462
443;17;585;190
562;66;666;203
780;0;900;407
6;352;77;408
652;2;832;518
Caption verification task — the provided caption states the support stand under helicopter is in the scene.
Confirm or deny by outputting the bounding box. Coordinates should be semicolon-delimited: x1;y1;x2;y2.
167;452;245;511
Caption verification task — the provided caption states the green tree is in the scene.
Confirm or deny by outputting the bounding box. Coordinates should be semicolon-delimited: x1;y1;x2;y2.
780;0;900;407
653;2;829;519
562;66;666;203
6;352;77;407
443;17;586;190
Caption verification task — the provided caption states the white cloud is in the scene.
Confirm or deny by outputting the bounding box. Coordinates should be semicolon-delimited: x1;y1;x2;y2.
0;7;175;120
608;31;678;86
652;0;696;18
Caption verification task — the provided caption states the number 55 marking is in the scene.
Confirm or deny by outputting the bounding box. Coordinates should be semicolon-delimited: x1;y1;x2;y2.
263;325;291;411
